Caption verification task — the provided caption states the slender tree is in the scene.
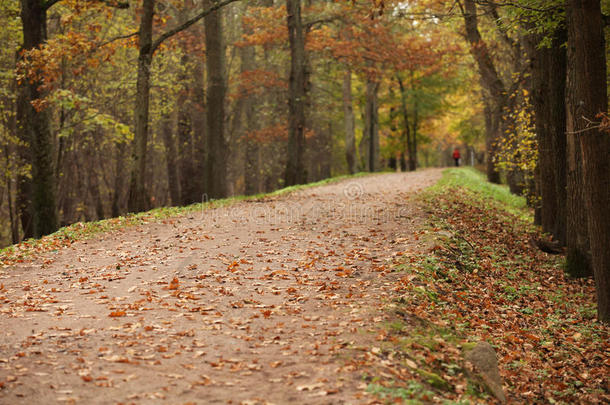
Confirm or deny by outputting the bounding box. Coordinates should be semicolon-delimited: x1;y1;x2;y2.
127;0;239;212
342;70;356;174
285;0;306;186
204;0;228;199
459;0;507;184
17;0;59;237
127;0;154;213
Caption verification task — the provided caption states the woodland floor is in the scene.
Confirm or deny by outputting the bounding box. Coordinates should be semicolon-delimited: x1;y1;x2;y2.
0;170;442;404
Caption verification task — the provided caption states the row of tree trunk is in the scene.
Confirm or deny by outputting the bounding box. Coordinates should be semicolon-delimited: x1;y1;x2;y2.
462;0;608;322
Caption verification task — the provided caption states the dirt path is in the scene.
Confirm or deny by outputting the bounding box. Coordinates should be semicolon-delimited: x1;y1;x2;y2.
0;170;441;404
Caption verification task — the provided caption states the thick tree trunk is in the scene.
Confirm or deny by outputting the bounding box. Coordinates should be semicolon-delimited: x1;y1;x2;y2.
285;0;306;185
127;0;154;213
161;115;180;206
567;0;609;322
342;70;356;174
18;0;58;237
565;129;592;276
204;0;228;198
365;79;379;172
529;30;567;244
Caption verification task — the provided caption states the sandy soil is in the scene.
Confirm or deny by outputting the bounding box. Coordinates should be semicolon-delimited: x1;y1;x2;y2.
0;169;441;405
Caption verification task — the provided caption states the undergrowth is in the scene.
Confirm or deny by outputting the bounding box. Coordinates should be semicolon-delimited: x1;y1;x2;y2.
366;168;608;404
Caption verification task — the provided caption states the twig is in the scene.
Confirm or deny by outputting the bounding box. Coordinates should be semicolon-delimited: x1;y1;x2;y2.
151;0;241;53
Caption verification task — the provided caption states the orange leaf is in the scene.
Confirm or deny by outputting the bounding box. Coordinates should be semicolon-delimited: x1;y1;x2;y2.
168;277;180;290
109;310;126;317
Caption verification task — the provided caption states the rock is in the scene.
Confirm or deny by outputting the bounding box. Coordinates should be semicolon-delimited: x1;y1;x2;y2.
464;342;506;403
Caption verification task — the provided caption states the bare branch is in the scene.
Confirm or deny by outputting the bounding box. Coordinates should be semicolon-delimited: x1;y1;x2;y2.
151;0;241;53
97;31;139;48
43;0;62;10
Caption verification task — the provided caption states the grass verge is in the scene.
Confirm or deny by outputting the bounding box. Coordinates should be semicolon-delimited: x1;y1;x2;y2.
364;167;608;404
0;172;371;266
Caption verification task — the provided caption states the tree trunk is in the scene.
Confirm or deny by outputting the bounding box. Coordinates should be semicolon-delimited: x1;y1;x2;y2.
18;0;58;237
567;0;609;322
15;84;33;240
397;76;414;172
161;115;180;205
529;29;567;244
343;70;356;174
191;56;207;201
240;17;260;195
127;0;154;213
176;65;198;205
204;0;228;199
483;103;502;183
285;0;306;185
111;142;125;218
85;141;104;220
3;145;18;244
462;0;505;184
410;77;418;171
365;79;379;172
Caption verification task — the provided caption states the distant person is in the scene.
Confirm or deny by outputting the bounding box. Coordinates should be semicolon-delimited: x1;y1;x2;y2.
452;148;461;167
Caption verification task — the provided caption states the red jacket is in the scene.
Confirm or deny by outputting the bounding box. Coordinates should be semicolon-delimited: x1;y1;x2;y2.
452;149;460;159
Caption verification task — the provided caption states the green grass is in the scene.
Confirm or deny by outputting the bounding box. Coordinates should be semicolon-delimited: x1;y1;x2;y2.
0;171;372;265
428;167;531;221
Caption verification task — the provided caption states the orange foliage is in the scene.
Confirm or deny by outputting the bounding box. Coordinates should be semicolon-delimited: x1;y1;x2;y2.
230;69;287;101
246;124;288;143
238;6;288;49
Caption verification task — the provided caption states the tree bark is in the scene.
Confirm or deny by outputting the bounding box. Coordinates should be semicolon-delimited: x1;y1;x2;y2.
18;0;58;237
204;0;227;199
285;0;307;185
127;0;154;213
528;29;567;245
342;70;356;174
567;0;609;322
